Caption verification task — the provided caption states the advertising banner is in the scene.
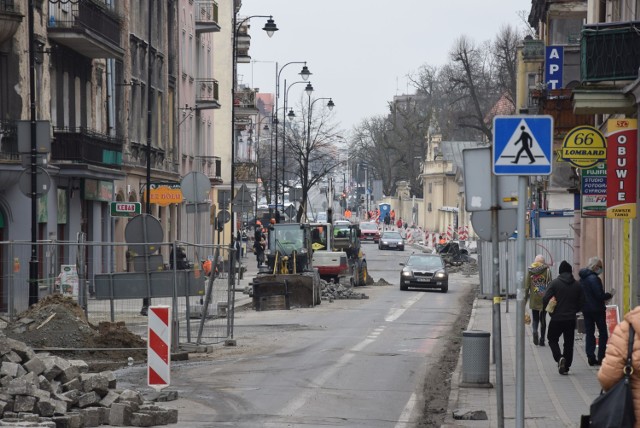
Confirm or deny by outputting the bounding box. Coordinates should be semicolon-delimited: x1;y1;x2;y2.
581;164;607;218
606;119;637;219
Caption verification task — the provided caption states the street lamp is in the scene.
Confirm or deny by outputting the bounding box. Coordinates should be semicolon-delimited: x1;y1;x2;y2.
304;95;334;220
273;61;311;222
281;80;313;220
231;13;278;248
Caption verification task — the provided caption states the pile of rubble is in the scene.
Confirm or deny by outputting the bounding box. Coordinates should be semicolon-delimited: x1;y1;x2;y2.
0;333;178;427
319;280;369;302
3;294;147;363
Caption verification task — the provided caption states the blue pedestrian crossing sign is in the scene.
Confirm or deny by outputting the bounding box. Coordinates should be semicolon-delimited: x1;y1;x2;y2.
493;115;553;175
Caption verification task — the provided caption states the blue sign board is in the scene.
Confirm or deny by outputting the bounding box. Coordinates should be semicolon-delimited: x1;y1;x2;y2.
493;116;553;175
378;203;391;222
545;46;563;89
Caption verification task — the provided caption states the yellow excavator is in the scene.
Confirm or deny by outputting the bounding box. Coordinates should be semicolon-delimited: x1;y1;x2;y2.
251;223;321;310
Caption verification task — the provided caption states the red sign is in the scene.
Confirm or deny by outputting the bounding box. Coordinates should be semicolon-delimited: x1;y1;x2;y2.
605;305;620;338
606;119;637;218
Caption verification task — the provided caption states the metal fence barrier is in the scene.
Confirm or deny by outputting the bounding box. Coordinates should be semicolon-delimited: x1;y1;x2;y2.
478;237;574;296
0;239;237;350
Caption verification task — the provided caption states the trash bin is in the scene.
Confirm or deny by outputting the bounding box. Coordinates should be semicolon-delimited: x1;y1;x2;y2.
460;330;492;388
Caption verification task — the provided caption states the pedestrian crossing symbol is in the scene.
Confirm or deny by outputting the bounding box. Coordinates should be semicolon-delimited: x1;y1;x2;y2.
493;115;553;175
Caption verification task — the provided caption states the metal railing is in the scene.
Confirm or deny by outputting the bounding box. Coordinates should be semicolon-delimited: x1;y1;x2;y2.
0;240;238;349
0;119;19;161
52;126;123;167
47;0;122;47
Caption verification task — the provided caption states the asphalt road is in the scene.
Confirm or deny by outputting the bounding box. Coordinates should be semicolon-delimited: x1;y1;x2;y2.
116;242;475;427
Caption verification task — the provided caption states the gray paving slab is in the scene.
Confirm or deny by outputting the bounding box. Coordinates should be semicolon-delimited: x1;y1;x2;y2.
445;298;601;427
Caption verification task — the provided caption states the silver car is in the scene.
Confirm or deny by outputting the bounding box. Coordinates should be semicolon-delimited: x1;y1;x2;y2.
378;231;405;251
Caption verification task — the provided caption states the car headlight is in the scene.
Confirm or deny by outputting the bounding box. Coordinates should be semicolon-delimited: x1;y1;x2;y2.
435;270;446;278
402;270;412;277
382;241;388;245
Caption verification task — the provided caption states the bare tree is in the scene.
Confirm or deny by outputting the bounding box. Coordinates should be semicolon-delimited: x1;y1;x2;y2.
282;97;342;222
493;25;520;109
441;36;498;141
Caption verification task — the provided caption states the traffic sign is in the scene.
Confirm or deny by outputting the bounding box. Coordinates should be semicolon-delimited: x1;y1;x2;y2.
493;115;553;175
110;202;141;217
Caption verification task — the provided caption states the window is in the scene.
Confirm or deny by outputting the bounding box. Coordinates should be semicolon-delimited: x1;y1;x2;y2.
428;202;432;212
549;16;583;45
428;183;432;194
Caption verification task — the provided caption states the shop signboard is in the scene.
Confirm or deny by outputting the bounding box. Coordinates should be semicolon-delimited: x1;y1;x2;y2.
581;164;607;218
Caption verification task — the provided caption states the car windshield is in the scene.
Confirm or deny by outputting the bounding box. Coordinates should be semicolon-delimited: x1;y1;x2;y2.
360;223;377;230
383;232;402;239
407;256;443;269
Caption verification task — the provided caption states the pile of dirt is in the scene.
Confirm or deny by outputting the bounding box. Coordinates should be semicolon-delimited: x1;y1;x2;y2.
2;294;146;363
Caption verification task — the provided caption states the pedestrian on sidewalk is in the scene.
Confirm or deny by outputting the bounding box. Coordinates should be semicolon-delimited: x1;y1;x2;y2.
253;232;266;268
597;306;640;414
543;260;584;375
580;256;613;366
525;254;552;346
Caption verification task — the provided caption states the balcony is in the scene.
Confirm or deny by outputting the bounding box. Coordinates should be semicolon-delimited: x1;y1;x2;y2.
52;127;123;169
47;0;124;59
234;161;257;183
530;89;594;138
0;119;19;161
234;88;258;116
581;21;640;82
236;28;251;63
0;1;23;45
195;79;221;110
522;37;544;62
195;1;220;34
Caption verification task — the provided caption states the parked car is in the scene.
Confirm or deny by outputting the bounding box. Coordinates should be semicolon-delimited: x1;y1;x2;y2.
359;222;380;243
399;253;448;292
378;231;404;251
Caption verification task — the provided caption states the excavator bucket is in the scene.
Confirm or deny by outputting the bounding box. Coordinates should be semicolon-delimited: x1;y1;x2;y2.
252;272;320;311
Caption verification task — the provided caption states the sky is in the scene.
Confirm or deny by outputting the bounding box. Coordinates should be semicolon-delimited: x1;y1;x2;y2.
237;0;533;137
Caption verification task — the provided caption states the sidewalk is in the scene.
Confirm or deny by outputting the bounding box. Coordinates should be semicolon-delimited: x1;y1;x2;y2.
444;297;601;427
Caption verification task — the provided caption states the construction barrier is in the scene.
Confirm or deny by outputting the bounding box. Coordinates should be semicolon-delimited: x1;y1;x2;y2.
148;305;171;391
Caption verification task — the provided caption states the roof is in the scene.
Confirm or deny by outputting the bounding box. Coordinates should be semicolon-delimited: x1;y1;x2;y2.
439;141;487;173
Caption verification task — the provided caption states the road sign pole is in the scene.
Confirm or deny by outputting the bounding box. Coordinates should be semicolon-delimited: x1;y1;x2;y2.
491;172;504;428
515;176;527;428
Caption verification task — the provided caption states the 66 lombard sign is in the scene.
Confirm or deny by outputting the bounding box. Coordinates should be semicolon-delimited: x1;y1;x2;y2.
110;202;142;217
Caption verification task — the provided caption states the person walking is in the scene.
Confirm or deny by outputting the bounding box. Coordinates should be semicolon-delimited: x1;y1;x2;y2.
543;260;584;375
525;254;552;346
597;306;640;419
383;213;391;230
580;256;613;366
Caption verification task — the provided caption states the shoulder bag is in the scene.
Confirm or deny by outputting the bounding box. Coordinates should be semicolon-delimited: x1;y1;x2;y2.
589;324;636;428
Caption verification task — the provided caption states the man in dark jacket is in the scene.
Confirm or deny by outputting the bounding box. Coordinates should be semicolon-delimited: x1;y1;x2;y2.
579;256;612;366
543;260;584;375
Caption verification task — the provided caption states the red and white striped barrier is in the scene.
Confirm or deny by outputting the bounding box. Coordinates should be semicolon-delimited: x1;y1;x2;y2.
406;229;414;243
446;225;454;241
148;305;171;391
458;225;469;241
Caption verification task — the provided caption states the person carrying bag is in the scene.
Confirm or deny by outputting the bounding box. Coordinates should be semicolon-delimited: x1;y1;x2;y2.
590;306;640;427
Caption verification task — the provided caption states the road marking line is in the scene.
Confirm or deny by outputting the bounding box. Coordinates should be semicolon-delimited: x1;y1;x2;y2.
394;392;417;427
385;294;424;322
279;330;383;416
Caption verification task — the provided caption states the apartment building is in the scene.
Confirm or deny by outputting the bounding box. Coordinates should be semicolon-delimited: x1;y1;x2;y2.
526;0;640;311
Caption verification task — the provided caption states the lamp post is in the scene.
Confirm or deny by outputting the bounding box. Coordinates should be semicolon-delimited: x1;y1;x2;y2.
231;13;278;248
254;116;270;219
282;80;313;220
305;96;334;220
273;61;311;222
